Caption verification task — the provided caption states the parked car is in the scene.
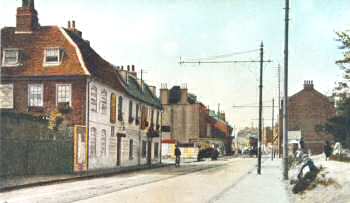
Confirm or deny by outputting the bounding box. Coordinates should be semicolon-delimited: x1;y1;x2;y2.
197;148;219;161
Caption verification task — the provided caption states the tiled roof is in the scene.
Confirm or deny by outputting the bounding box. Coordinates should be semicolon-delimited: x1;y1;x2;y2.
1;26;88;77
64;29;124;92
208;110;233;135
1;25;161;108
121;75;162;109
65;29;161;109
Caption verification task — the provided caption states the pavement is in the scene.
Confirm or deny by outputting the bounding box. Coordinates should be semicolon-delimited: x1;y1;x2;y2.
212;157;291;203
0;162;168;192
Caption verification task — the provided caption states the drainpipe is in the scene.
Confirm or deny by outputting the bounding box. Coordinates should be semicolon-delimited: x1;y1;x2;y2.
86;78;92;171
160;110;163;164
138;112;141;166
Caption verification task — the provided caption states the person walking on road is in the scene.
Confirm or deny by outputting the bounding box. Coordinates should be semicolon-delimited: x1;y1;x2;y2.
324;141;332;161
175;145;181;167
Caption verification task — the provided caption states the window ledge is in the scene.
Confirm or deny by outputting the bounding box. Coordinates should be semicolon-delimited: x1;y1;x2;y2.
43;62;61;67
1;63;23;68
28;106;44;112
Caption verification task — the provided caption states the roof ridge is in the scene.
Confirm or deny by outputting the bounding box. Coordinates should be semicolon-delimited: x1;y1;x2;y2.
58;26;90;76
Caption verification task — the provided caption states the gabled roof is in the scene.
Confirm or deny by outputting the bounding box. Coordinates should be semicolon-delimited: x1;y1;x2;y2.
289;87;332;104
63;28;124;92
1;26;88;77
64;29;161;108
1;25;161;108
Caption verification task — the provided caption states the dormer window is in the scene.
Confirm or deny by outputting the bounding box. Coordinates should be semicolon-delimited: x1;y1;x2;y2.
2;49;20;67
44;48;62;66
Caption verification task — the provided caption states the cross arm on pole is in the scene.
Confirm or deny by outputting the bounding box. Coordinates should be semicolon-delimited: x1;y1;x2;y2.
232;105;278;108
179;60;272;65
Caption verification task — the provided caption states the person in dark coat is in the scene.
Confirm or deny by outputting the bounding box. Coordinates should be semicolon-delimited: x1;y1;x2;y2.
175;145;181;167
324;141;332;161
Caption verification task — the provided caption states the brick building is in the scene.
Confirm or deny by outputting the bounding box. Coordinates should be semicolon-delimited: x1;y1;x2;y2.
160;85;233;157
0;0;162;172
279;81;336;154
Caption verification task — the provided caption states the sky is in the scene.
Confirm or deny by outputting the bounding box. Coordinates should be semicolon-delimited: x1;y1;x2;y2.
1;0;350;132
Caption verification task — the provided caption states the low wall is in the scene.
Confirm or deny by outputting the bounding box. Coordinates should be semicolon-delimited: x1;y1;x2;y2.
0;112;74;177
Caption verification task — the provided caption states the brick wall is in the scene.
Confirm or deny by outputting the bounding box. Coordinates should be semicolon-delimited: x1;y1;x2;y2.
288;87;335;154
1;77;86;126
1;26;87;78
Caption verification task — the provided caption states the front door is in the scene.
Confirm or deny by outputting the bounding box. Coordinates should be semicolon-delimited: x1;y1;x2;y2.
147;140;152;165
116;136;121;166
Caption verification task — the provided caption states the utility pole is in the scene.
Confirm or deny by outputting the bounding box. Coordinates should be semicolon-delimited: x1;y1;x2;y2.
277;64;281;157
257;42;264;175
179;44;271;175
283;0;290;180
278;64;281;111
271;98;275;160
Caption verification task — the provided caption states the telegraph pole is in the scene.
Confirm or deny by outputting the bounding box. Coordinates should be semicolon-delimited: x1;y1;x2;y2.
283;0;290;180
257;42;264;175
271;98;275;160
179;44;271;175
278;64;281;111
278;64;281;158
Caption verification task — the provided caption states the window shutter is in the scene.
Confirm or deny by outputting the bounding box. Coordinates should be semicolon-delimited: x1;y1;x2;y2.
110;94;116;123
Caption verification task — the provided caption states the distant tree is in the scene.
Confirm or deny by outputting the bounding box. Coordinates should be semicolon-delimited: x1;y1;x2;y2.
317;31;350;148
335;30;350;92
317;98;350;148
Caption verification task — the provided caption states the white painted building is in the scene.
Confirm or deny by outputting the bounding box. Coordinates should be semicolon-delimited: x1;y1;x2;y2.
87;67;162;170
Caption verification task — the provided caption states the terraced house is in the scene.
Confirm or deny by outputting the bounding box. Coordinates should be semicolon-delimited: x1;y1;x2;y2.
0;0;162;172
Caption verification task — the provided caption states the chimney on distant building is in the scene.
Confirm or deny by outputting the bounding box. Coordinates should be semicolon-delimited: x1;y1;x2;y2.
67;20;82;38
16;0;39;33
160;83;169;105
304;80;314;90
180;84;188;104
149;86;157;96
220;112;226;121
129;65;137;77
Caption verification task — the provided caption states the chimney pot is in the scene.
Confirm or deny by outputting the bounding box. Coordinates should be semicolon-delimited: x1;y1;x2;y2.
127;65;130;71
121;66;124;70
72;20;76;29
304;80;314;90
132;65;135;72
68;21;71;29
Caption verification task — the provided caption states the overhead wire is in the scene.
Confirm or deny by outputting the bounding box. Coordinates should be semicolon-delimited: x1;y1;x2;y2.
181;48;260;61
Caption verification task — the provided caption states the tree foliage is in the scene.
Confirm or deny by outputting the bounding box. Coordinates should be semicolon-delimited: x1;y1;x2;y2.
318;31;350;148
318;97;350;148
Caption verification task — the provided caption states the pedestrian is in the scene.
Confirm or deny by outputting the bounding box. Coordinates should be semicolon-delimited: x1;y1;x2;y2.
175;145;181;167
324;141;332;161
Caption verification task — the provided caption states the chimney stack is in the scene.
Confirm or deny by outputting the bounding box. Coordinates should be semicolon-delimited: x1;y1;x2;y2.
180;84;188;104
160;84;169;105
149;86;157;96
304;80;314;90
127;65;130;71
16;0;39;33
129;65;137;77
67;20;82;38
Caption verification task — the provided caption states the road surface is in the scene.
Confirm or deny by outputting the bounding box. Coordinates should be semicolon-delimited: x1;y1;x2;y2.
0;157;257;203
